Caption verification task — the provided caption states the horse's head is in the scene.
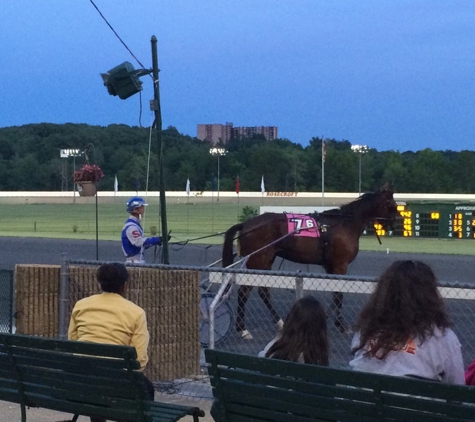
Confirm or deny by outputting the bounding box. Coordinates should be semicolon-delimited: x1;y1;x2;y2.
374;184;398;230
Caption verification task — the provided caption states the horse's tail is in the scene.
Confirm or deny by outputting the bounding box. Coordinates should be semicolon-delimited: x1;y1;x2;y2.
222;222;243;267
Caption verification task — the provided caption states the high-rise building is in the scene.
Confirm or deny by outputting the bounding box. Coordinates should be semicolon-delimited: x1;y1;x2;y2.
197;122;233;144
197;122;278;145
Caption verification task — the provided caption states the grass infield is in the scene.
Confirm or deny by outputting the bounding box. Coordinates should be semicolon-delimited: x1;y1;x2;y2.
0;202;474;255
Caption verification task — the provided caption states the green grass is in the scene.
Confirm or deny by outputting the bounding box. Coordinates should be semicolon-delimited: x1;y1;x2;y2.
0;202;242;243
0;202;474;255
358;237;475;255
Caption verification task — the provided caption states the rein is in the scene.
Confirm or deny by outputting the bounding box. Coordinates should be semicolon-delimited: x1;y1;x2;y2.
375;231;382;245
172;231;228;247
235;228;301;258
151;231;226;263
372;216;396;245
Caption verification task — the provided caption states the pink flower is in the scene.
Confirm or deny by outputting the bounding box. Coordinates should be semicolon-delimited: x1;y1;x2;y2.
73;164;104;183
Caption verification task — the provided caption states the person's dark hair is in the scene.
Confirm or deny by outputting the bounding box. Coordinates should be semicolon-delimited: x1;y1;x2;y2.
266;296;329;365
353;260;451;360
96;263;129;293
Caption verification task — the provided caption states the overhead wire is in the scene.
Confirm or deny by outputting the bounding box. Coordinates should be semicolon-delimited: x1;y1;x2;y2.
138;91;143;127
88;0;149;72
88;0;153;127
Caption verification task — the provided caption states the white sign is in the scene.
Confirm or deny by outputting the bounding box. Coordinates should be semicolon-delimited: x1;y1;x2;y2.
60;149;82;158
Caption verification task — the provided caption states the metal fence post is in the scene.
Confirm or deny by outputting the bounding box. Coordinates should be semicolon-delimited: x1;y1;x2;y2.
58;253;69;339
209;272;235;349
295;271;304;300
9;270;13;333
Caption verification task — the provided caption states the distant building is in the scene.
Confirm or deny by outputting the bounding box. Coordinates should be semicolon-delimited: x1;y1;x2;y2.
197;122;278;145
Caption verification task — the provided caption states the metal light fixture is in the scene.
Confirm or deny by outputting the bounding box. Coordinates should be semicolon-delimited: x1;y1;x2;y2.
351;144;369;195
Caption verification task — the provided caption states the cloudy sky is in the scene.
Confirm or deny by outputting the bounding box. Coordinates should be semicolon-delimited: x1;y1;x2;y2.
1;1;474;152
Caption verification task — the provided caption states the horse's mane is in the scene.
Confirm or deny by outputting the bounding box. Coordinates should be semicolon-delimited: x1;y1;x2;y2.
338;191;377;215
317;191;387;218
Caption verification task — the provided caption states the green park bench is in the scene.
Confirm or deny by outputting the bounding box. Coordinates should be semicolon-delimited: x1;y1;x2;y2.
205;349;475;422
0;332;205;422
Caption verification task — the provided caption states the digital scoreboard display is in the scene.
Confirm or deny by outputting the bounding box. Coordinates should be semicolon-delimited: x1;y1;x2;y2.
365;203;475;239
413;211;439;237
398;205;413;237
448;206;475;239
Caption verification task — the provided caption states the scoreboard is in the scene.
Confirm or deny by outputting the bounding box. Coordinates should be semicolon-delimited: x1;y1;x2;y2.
365;203;475;239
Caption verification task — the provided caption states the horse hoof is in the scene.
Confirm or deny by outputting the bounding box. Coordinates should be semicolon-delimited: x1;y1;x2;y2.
239;330;253;340
276;319;284;331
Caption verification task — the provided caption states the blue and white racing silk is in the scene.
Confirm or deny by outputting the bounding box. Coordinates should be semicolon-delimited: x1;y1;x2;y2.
121;216;161;263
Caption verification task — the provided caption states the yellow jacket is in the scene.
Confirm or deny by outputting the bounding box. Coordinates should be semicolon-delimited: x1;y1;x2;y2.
68;292;149;370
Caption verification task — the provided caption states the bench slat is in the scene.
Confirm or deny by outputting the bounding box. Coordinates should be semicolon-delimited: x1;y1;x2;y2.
22;382;144;406
13;347;140;371
381;394;475;421
3;334;137;358
0;388;22;405
17;364;144;390
21;376;145;402
0;367;17;380
22;393;141;420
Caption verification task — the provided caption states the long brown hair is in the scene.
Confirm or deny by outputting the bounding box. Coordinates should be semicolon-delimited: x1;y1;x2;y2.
266;296;329;365
353;260;451;360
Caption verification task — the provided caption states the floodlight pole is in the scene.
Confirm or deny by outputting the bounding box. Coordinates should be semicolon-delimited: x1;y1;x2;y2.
151;35;169;264
209;148;227;202
351;144;368;196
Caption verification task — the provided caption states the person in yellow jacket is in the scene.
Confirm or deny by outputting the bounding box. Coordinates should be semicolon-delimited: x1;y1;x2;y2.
68;263;153;422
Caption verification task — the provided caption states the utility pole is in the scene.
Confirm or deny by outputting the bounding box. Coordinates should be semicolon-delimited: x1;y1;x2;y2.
151;35;169;264
100;37;169;263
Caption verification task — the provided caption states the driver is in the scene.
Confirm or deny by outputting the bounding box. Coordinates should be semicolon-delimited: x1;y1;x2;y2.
121;196;162;264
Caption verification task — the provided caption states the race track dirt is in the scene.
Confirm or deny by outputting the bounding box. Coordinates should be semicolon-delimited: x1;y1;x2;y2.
0;236;473;285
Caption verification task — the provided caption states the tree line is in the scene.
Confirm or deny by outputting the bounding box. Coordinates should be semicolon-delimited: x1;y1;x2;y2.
0;122;474;193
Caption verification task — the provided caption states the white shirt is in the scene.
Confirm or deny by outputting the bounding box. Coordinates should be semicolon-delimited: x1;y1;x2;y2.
258;336;305;363
349;326;465;384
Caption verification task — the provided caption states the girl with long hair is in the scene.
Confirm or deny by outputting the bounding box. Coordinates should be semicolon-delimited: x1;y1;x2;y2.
350;260;464;384
259;296;329;365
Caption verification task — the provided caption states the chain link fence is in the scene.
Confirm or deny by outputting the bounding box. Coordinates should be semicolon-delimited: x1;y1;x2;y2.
0;269;14;333
187;264;475;400
52;260;475;402
202;268;475;365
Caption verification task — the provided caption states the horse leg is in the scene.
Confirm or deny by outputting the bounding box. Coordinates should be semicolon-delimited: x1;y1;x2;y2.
236;285;253;339
330;291;348;333
257;287;282;328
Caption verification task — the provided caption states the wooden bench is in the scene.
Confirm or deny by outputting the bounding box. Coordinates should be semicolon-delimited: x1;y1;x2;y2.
0;332;205;422
205;349;475;422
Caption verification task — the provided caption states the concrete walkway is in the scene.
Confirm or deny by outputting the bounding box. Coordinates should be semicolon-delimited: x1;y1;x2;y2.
0;394;213;422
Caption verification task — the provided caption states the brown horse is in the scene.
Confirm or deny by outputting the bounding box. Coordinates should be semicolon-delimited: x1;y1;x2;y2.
222;185;398;338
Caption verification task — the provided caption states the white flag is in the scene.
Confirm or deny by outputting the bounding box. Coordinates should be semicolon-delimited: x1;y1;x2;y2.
261;175;265;193
186;178;190;196
114;175;118;192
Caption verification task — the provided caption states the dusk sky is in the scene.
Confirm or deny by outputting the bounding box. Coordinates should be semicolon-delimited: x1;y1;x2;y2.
2;1;474;152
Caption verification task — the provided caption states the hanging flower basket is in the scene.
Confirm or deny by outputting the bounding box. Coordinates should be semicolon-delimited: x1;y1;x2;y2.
73;164;104;197
77;181;97;197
